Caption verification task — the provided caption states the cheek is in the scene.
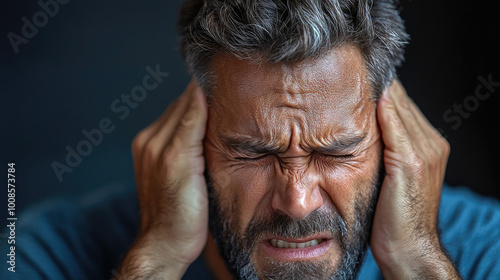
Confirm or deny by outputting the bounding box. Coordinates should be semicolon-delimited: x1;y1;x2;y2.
206;147;274;234
228;166;274;227
320;165;367;219
320;145;382;220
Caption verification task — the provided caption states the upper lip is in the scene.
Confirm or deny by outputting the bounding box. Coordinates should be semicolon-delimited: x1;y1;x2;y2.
265;233;332;243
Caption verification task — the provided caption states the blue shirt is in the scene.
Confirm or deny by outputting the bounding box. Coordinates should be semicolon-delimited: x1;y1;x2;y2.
2;184;500;279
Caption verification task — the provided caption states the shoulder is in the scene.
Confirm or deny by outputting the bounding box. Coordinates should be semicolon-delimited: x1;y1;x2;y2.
439;185;500;280
0;184;139;280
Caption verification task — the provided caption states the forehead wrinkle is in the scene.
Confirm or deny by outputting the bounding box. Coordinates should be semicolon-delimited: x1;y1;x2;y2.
273;57;333;106
209;45;374;157
279;63;304;97
273;91;319;112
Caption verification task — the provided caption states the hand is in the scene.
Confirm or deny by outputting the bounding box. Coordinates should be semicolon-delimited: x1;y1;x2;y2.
117;81;208;279
371;80;461;279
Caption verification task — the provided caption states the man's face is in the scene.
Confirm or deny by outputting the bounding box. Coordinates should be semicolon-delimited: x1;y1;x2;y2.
204;45;383;279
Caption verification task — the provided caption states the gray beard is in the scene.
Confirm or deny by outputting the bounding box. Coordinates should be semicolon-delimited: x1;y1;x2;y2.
205;165;382;280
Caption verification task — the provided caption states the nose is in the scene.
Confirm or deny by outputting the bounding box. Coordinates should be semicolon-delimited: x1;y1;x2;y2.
271;166;323;221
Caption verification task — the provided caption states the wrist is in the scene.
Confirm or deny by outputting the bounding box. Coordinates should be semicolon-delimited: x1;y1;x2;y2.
374;237;460;279
117;234;192;280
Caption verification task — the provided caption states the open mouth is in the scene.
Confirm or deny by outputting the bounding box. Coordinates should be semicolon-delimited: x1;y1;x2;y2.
261;236;333;260
269;238;326;248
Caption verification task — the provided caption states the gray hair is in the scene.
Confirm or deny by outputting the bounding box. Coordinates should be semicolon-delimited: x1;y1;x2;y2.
177;0;408;98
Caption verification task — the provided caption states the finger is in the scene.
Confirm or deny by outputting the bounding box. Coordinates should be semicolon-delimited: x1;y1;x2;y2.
165;85;208;176
132;81;197;187
132;81;195;157
172;85;207;153
377;83;414;175
140;81;197;162
406;97;443;140
150;80;198;133
157;86;208;230
407;94;450;187
141;80;197;146
393;82;449;170
390;80;429;146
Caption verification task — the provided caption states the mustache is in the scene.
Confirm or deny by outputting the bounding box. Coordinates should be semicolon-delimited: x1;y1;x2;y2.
244;209;348;249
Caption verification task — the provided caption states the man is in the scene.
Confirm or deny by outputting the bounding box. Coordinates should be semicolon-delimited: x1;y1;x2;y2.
2;0;500;279
115;0;498;279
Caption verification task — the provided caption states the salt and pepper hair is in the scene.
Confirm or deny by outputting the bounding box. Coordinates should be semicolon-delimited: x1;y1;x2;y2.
177;0;408;98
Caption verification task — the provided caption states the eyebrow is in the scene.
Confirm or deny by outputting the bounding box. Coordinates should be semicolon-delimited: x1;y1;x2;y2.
221;134;366;156
222;136;285;155
311;134;366;155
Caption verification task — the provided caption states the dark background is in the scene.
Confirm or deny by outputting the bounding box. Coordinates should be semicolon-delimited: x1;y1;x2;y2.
1;0;499;223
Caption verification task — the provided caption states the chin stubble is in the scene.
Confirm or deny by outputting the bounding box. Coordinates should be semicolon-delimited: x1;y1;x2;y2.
205;161;383;280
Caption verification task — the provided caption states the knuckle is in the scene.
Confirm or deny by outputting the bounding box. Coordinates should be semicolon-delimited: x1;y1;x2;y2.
142;145;157;164
409;153;428;176
143;137;164;163
162;138;202;173
433;130;451;153
180;105;199;128
132;130;150;157
163;142;184;168
440;138;451;156
431;136;450;161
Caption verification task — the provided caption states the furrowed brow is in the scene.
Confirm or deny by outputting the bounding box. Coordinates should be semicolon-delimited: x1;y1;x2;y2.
221;136;284;155
312;134;366;154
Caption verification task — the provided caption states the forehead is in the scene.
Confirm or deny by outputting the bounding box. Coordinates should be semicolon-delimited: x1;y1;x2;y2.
208;45;372;144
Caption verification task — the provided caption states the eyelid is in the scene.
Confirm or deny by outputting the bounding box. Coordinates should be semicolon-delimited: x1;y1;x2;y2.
234;154;269;161
236;152;355;162
320;152;355;160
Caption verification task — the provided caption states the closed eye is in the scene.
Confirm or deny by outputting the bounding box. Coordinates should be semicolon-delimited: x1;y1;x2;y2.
235;154;270;162
321;153;355;161
236;153;355;162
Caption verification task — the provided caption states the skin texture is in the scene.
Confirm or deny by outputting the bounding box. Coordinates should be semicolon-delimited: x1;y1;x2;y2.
203;46;381;278
117;45;462;279
373;78;458;278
